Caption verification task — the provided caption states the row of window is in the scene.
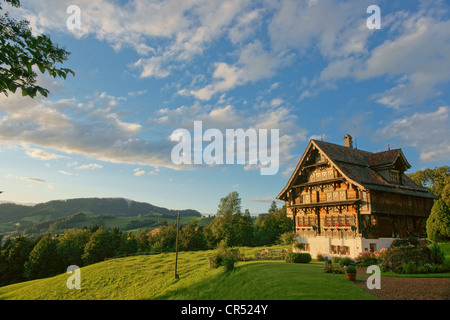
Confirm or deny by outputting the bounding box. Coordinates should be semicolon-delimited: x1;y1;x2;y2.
297;244;350;255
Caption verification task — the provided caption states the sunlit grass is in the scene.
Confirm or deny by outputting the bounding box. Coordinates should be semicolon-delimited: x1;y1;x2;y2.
0;245;377;300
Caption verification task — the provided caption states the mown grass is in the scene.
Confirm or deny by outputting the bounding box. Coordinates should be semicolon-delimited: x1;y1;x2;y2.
0;246;377;300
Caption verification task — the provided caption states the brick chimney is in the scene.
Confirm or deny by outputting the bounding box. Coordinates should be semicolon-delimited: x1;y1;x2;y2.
344;134;353;148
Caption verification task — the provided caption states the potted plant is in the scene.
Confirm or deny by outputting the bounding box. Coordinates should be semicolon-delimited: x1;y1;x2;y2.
345;265;357;281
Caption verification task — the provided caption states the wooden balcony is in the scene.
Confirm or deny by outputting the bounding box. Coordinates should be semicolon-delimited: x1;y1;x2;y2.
296;228;317;238
289;199;359;209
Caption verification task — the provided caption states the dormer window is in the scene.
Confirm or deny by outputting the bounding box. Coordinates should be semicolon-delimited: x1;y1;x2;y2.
390;170;400;183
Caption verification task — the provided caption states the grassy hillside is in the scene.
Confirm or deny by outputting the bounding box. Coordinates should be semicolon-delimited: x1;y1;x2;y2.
0;246;377;300
6;212;214;237
0;197;206;237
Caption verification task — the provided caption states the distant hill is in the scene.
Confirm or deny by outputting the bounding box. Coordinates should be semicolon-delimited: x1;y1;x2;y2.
0;198;202;235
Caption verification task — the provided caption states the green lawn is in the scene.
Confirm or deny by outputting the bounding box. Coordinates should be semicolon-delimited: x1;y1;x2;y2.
440;241;450;264
0;246;377;300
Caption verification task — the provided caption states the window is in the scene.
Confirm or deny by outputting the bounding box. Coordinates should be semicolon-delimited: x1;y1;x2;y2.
330;245;350;255
390;170;400;183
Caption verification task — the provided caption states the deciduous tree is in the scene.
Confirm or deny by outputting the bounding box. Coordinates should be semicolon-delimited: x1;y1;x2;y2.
0;0;74;98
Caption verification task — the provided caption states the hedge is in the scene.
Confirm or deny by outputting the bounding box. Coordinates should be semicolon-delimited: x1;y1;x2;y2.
285;252;311;263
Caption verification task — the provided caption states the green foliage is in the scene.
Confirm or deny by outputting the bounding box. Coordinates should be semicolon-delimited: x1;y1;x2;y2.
178;220;207;251
209;241;240;272
0;236;36;285
324;264;344;274
345;265;356;274
204;192;254;247
426;199;450;241
382;246;433;273
148;222;177;252
0;248;379;300
57;228;91;267
407;165;449;199
285;252;311;263
0;0;75;97
0;198;203;237
279;231;296;245
429;241;445;264
401;261;418;274
442;184;450;207
338;257;354;267
24;235;62;280
254;204;292;245
82;227;117;265
401;261;450;274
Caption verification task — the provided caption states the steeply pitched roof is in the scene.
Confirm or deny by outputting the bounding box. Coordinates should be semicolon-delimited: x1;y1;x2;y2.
277;139;437;200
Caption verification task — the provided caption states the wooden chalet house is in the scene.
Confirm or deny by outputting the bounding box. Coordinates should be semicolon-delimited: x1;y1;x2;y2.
276;134;437;259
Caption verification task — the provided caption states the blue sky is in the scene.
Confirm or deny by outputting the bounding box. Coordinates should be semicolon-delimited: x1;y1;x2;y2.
0;0;449;214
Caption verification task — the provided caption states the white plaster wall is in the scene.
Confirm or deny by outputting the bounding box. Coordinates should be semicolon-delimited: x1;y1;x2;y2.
295;235;397;259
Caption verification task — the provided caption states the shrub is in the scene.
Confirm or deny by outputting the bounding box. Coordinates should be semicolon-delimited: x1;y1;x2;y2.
426;199;450;241
292;242;305;251
208;243;240;272
285;252;311;263
429;242;445;264
382;246;433;273
208;255;222;269
279;231;296;245
331;256;341;264
338;257;353;267
221;250;239;272
402;262;418;274
355;248;388;266
345;265;356;274
324;265;344;274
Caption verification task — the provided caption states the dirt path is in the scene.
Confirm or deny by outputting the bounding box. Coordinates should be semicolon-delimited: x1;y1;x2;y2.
354;267;450;300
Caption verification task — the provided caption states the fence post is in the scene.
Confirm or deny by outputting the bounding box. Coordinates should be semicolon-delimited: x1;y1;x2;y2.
174;211;180;279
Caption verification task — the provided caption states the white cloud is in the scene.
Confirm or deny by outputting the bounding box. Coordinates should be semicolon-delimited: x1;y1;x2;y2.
16;0;252;80
291;1;450;110
355;11;450;109
6;174;53;190
134;170;145;176
228;9;261;44
128;89;148;97
189;41;284;100
58;170;73;175
375;106;450;163
0;75;176;169
25;148;66;160
76;163;103;170
268;0;372;57
190;63;242;100
148;99;307;174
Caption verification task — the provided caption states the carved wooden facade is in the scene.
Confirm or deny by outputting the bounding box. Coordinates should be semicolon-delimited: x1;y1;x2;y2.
277;135;437;257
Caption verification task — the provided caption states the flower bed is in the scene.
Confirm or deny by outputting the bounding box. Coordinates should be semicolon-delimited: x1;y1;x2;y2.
355;248;388;266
